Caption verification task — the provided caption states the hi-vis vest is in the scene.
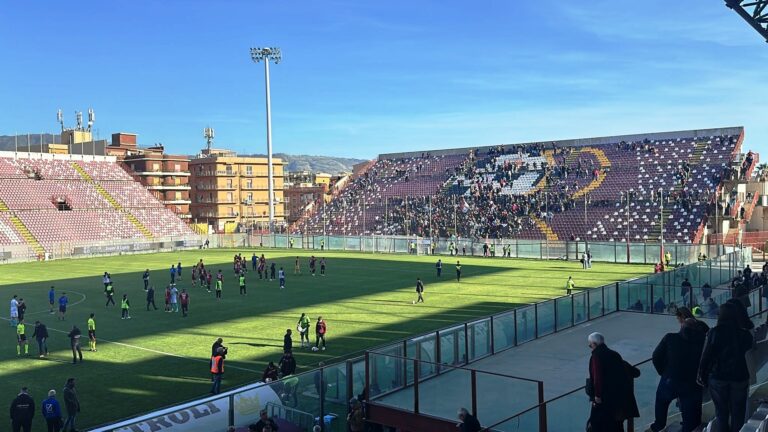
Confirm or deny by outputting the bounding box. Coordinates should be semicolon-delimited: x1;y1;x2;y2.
121;299;129;309
211;355;224;374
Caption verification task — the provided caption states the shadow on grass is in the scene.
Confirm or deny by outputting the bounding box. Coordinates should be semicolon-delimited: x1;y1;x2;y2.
0;251;644;429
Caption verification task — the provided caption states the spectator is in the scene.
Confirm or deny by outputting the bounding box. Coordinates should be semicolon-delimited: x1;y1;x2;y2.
724;298;754;330
252;409;279;432
41;389;62;432
697;302;754;432
279;351;296;377
348;398;365;432
650;319;706;432
262;362;279;382
457;407;481;432
675;307;710;334
9;386;34;432
62;378;80;432
586;332;637;432
653;298;665;313
680;278;692;306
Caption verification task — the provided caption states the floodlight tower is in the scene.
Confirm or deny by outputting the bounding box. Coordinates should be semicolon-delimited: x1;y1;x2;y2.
250;46;282;231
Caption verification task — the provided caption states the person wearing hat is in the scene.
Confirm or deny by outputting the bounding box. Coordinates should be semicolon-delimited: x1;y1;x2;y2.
42;389;63;432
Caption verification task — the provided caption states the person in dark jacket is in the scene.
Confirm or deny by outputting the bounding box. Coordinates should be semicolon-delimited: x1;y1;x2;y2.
587;332;636;432
279;351;296;377
262;362;279;382
650;319;706;432
9;387;34;432
32;320;50;358
252;409;280;432
62;378;80;432
697;302;754;432
457;407;481;432
724;298;754;330
146;286;157;311
675;307;710;334
41;389;63;432
283;329;292;353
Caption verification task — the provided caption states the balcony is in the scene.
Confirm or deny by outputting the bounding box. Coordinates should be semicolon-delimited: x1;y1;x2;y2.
137;171;191;176
147;185;191;191
163;199;192;205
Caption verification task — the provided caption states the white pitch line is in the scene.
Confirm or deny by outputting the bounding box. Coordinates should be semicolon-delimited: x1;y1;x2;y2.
2;291;262;374
22;290;88;317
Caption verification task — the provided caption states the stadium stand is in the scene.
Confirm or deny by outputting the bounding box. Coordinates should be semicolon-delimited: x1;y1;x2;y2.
0;152;194;255
298;127;747;245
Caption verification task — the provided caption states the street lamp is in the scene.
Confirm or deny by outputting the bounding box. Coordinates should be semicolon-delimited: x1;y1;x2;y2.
250;46;282;231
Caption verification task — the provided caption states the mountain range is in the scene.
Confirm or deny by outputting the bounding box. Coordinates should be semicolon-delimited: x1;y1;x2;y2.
0;135;367;175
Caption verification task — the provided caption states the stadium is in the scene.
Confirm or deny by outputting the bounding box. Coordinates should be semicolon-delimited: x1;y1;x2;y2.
2;2;768;432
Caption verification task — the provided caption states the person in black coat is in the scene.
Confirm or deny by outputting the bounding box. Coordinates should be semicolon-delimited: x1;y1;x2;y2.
9;387;34;432
587;332;637;432
457;407;481;432
279;351;296;377
724;298;754;330
697;302;754;432
650;319;706;432
283;329;293;353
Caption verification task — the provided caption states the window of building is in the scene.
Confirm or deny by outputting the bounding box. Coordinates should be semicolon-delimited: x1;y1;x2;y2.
175;163;180;172
152;162;160;172
246;165;253;175
225;165;233;175
226;179;233;188
227;192;233;202
246;179;253;189
247;193;253;201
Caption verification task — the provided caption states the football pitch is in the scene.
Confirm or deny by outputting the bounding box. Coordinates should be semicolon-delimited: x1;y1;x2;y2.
0;249;650;429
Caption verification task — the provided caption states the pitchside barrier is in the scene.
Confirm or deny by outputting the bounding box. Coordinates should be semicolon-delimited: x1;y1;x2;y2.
90;248;749;432
0;232;731;265
0;235;203;263
235;233;728;265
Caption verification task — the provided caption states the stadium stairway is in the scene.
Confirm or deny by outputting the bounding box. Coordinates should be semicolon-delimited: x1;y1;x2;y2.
0;198;45;256
71;162;154;239
530;214;559;241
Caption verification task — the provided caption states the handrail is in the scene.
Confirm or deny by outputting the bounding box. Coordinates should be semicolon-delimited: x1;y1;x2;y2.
479;358;655;431
368;351;543;384
480;285;765;432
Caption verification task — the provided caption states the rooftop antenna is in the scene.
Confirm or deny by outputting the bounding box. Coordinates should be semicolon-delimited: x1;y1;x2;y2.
57;109;64;132
75;110;83;131
204;127;215;153
87;108;95;132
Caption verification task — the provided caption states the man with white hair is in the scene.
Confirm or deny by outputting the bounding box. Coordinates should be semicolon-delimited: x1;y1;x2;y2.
457;407;481;432
587;332;637;432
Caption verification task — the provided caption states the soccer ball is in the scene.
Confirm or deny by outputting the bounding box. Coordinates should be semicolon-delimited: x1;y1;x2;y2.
312;346;319;352
412;301;415;304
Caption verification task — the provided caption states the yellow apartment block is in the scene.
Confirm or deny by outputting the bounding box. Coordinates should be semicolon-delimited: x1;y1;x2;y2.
189;152;285;231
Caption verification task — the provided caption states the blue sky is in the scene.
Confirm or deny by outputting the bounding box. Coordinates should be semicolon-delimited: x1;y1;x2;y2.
1;1;766;159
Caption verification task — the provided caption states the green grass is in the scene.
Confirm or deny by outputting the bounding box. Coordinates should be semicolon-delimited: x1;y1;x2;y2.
0;249;649;429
